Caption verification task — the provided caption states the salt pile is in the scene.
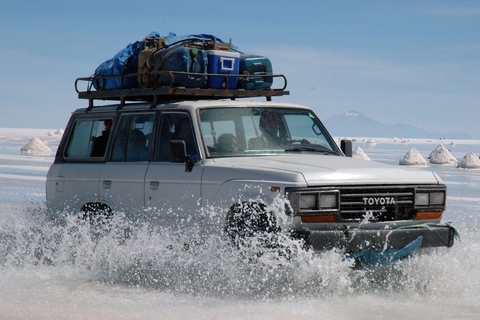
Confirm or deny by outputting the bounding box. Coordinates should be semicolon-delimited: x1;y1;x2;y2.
429;144;458;165
365;138;376;147
47;131;55;136
54;129;64;135
457;152;480;169
399;148;427;166
352;146;371;161
20;137;52;155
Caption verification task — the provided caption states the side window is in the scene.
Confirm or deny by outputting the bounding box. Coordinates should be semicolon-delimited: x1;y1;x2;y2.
65;118;113;159
156;113;198;162
111;113;155;162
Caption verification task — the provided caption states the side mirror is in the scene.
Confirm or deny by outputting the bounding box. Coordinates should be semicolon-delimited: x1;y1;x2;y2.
169;140;194;172
341;139;353;157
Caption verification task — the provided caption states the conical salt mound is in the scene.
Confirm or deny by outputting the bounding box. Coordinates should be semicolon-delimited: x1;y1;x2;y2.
20;137;52;155
352;146;371;161
399;148;427;166
457;152;480;169
429;144;457;165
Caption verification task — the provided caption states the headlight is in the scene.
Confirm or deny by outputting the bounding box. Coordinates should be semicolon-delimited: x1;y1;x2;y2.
320;193;338;209
300;194;317;210
415;188;446;207
430;191;445;205
415;192;430;206
288;190;340;213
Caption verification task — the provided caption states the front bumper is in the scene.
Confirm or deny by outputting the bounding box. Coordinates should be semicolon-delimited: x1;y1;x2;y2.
296;224;455;252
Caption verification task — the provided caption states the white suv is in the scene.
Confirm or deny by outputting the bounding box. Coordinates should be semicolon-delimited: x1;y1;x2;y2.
47;93;455;257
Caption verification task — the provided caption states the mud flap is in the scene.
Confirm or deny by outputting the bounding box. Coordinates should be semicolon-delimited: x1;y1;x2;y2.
347;236;423;266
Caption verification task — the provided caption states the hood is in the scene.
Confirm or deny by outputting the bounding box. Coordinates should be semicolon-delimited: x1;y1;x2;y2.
210;154;441;186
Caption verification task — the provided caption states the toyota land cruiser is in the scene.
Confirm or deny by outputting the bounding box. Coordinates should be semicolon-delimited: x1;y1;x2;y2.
46;76;455;260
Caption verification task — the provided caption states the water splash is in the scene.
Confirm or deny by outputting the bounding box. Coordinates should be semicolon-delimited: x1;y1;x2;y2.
1;202;479;302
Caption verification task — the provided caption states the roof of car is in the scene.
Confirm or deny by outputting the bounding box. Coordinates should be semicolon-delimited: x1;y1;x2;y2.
73;99;311;114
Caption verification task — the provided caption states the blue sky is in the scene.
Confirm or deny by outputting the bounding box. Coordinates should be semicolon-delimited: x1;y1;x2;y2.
1;1;479;138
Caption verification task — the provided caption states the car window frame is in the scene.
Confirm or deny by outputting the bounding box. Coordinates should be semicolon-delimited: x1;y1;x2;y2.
62;114;116;162
153;111;200;162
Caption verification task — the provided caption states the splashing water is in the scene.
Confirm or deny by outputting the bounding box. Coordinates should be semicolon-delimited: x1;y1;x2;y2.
0;203;352;299
1;202;479;304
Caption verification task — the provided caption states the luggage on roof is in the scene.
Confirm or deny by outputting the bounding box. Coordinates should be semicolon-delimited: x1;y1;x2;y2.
238;54;273;90
152;46;208;88
93;31;160;90
81;32;288;106
207;50;240;89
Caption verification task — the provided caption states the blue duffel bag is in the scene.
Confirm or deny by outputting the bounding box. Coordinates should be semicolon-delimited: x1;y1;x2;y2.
93;31;160;90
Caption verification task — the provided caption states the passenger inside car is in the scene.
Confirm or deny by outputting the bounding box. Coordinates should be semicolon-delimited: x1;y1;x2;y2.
91;119;112;157
126;128;149;161
216;133;238;154
248;111;286;150
174;117;197;159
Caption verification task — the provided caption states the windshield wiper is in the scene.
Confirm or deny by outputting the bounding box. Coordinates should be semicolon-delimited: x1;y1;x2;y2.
284;147;340;156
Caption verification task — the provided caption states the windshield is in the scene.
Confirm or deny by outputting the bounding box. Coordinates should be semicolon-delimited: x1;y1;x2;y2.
199;107;341;157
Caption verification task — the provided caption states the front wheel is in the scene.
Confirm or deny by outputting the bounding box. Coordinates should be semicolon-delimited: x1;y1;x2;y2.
225;202;306;260
224;201;279;241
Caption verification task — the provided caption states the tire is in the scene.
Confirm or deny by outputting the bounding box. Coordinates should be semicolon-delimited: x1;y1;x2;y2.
225;201;279;240
80;202;113;224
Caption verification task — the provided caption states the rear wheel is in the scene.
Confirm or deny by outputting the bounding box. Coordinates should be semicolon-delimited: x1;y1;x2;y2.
80;202;113;224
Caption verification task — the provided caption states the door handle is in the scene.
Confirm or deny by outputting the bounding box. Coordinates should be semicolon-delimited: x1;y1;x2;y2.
150;181;160;189
103;180;112;188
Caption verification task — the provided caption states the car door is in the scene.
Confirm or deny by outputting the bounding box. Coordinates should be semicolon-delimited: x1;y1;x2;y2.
98;112;155;214
144;112;204;227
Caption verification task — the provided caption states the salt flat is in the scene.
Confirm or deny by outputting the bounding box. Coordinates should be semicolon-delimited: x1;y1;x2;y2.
1;128;479;320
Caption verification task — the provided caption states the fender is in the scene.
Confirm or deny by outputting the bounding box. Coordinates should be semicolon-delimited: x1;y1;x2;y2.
201;162;307;212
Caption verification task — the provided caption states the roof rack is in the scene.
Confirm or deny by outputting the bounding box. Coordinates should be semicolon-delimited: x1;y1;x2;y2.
75;71;289;109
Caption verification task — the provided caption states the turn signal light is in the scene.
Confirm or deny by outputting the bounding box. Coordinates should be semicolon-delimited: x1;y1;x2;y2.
301;215;338;223
414;211;443;220
270;187;281;193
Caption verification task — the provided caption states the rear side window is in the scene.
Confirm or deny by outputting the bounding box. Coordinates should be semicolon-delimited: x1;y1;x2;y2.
65;118;113;158
111;113;155;161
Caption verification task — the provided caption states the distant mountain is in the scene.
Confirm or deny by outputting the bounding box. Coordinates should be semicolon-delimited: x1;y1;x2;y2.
324;111;470;139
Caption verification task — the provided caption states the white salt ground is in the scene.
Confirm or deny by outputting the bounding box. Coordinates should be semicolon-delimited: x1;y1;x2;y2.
457;152;480;169
399;148;427;166
429;144;458;165
352;146;371;161
20;137;52;156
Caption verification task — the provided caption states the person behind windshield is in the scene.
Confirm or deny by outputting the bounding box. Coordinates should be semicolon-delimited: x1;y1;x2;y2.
216;133;238;154
249;111;286;150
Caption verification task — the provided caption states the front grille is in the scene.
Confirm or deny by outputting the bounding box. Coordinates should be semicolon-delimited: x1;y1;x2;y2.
338;186;415;221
